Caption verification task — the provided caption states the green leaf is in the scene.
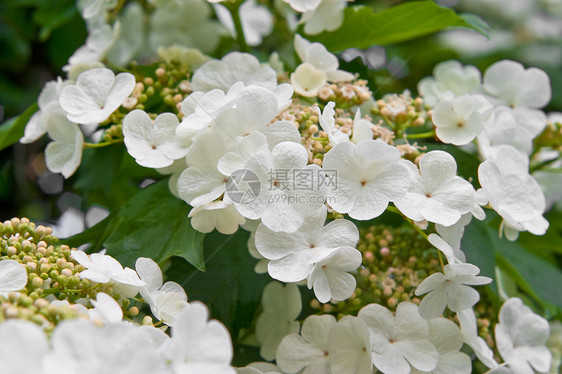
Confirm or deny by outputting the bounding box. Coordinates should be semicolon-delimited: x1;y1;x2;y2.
165;229;269;343
0;103;38;151
63;180;206;270
307;2;489;51
463;218;562;312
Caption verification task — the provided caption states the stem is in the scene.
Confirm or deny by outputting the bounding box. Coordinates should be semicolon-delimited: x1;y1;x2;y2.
530;156;560;173
405;130;435;140
83;139;123;148
226;2;249;53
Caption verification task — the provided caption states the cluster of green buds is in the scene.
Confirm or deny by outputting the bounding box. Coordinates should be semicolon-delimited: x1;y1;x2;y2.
0;218;132;333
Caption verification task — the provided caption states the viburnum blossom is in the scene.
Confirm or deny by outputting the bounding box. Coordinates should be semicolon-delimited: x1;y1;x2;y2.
232;141;326;233
135;257;188;325
418;60;481;107
307;246;362;303
477;145;549;239
123;110;189;168
20;78;68;144
483;60;551;109
291;35;354;96
395;151;476;226
432;94;492;145
415;263;492;319
191;52;278;92
71;250;145;297
163;302;235;374
276;314;336;374
59;68;135;125
255;206;357;282
495;298;552;374
44;113;84;178
358;302;438;374
323;139;410;220
327;315;373;374
255;282;301;361
410;318;472;374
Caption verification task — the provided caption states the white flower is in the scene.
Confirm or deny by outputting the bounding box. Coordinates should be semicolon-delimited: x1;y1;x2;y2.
214;0;273;47
162;301;235;373
323;139;410;220
478;145;549;239
457;308;499;370
418;60;481;107
191;52;277;92
59;68;135;125
483;60;551;109
255;206;359;283
411;318;472;374
71;250;144;296
256;282;301;361
477;106;547;158
316;101;350;145
148;0;225;55
177;83;289;143
123;110;188;168
232;141;326;233
291;62;327;97
89;292;123;324
432;94;492;145
395;151;476;226
495;298;552;374
358;302;438;374
21;78;68;144
276;314;336;374
44;112;84;179
301;0;347;35
0;320;49;374
189;201;246;235
307;246;362;303
0;260;28;294
291;35;354;96
327;315;373;374
43;319;169;374
135;257;188;325
415;263;492;319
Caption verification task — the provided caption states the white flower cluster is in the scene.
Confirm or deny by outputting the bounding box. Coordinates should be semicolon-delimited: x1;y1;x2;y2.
21;68;135;178
0;301;234;374
0;250;236;374
419;59;552;239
